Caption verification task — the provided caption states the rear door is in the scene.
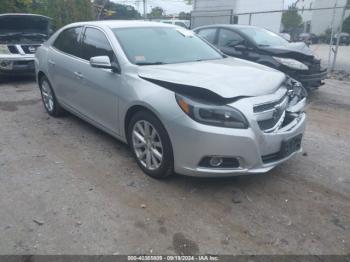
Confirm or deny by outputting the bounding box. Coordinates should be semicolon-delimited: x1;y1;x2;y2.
48;26;83;108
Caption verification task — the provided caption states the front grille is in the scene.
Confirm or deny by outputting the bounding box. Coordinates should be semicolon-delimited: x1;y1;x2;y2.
257;116;284;131
21;45;41;54
7;45;19;54
254;93;288;113
254;93;289;132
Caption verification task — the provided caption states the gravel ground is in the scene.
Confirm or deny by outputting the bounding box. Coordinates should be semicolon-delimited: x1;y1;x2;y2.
0;76;349;255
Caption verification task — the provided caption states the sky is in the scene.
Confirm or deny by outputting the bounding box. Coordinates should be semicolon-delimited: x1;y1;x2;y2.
111;0;297;15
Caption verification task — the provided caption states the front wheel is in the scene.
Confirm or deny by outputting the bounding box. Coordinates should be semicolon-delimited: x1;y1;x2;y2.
128;111;173;179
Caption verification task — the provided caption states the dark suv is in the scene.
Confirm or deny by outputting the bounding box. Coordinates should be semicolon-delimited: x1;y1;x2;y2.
194;25;327;90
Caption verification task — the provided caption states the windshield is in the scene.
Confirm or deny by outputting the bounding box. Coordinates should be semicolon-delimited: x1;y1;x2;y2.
240;27;289;47
113;27;223;65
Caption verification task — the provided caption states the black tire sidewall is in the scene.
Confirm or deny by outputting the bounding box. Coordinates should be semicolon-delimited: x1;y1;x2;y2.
128;111;174;178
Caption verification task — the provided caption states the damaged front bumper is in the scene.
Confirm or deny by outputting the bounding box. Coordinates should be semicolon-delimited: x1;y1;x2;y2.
167;82;307;177
295;68;327;89
284;59;328;89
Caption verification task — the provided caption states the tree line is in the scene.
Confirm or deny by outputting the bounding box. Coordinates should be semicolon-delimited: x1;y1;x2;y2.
0;0;191;30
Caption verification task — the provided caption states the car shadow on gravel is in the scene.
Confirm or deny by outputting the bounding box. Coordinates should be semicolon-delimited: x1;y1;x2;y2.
0;75;36;85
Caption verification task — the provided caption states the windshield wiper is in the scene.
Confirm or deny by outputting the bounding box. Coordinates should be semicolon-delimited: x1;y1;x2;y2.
135;62;166;66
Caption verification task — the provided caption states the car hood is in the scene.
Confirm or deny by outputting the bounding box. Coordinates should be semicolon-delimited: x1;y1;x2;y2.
260;42;314;60
138;58;285;99
0;14;51;43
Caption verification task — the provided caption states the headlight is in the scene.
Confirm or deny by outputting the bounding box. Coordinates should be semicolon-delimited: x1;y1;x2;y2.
175;94;249;129
285;77;308;103
273;57;309;71
0;45;11;55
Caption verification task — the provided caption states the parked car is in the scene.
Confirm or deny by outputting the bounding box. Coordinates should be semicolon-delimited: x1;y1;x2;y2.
332;33;350;45
194;25;327;91
35;21;307;178
159;19;190;29
0;13;52;75
298;33;319;45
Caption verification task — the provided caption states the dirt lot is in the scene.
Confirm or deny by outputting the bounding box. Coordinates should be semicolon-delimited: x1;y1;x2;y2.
0;76;349;255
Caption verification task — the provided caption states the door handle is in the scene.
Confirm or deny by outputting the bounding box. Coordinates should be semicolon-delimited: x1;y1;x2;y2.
48;60;55;66
74;72;84;79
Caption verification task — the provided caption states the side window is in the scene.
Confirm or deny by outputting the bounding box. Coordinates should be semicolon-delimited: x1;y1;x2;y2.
197;28;217;44
81;27;115;61
53;27;82;57
218;29;244;48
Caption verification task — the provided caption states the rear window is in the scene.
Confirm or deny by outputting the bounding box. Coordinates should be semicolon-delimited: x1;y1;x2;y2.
53;27;82;57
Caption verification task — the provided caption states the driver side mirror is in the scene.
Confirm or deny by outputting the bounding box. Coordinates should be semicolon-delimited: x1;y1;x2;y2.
90;56;120;73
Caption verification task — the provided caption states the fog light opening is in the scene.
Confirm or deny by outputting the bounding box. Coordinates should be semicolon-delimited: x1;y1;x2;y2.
0;60;13;70
209;157;223;167
199;156;241;169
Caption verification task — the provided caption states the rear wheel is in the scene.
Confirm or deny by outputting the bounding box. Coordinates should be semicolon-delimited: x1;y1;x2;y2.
128;111;173;178
39;76;64;117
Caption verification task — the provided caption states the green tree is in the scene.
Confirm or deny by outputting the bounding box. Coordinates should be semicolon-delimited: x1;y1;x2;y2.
282;6;302;32
93;0;141;20
178;11;190;20
0;0;33;13
148;6;164;19
184;0;192;5
46;0;93;29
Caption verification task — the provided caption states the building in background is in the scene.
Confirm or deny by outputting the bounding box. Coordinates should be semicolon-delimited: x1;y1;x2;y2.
191;0;284;33
296;0;350;35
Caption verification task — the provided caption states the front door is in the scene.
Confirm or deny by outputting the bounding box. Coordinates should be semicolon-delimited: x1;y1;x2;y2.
77;27;121;133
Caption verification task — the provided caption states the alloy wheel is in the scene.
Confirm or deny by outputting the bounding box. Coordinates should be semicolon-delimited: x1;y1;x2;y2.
132;120;163;170
41;80;54;112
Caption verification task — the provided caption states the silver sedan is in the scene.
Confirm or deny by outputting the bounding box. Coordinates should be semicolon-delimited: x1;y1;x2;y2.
35;21;307;178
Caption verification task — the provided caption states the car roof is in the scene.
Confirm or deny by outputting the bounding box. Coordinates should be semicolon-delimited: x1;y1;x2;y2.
66;20;176;29
194;24;261;31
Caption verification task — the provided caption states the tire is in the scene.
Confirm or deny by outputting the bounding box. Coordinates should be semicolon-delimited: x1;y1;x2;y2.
128;111;173;179
39;75;64;117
